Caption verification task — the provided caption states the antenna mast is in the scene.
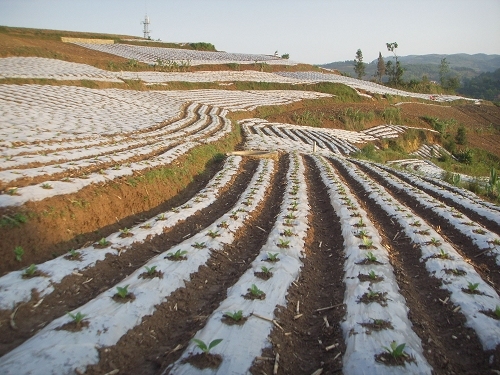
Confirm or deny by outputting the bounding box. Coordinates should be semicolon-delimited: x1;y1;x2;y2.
141;15;151;39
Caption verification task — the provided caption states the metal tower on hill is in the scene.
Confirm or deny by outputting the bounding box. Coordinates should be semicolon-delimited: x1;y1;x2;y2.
141;15;151;39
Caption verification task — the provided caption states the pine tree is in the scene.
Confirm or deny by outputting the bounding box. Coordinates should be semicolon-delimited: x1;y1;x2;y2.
376;52;385;83
353;49;366;80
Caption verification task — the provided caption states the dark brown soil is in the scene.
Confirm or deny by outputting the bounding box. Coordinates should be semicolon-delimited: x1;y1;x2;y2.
182;353;222;369
331;157;495;374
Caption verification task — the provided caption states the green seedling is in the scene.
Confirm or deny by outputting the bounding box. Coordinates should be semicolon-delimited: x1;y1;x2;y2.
145;265;157;275
97;238;110;247
366;252;377;262
358;229;368;238
230;211;239;220
267;252;279;262
67;249;79;258
357;218;365;227
181;204;192;209
224;310;243;321
261;265;274;275
7;187;19;195
436;249;450;259
277;238;290;248
368;270;377;280
192;242;206;249
362;237;373;248
140;223;152;229
41;183;53;189
116;285;130;298
207;230;220;238
418;229;430;236
171;207;180;213
67;311;87;324
23;264;37;277
285;213;297;220
157;213;167;221
192;338;223;354
284;219;294;226
366;290;380;299
383;341;407;359
283;229;294;237
14;246;24;262
495;306;500;319
248;284;265;297
218;221;229;229
167;249;188;260
491;239;500;246
467;282;479;292
429;238;441;246
119;227;132;236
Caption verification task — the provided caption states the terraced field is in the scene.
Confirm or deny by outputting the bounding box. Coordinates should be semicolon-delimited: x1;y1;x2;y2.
1;38;500;375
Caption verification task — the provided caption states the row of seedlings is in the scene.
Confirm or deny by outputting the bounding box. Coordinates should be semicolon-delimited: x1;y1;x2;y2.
0;156;243;310
0;157;274;375
336;156;500;352
0;106;220;195
166;152;310;374
375;162;500;223
355;160;500;265
1;101;197;170
313;155;433;375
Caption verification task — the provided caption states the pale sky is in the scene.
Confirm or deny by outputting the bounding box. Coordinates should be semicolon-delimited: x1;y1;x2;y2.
1;0;499;64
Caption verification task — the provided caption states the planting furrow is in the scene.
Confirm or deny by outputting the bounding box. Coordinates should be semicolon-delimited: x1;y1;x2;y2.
0;156;243;310
83;155;289;375
313;155;432;375
376;163;500;233
0;157;275;374
355;161;500;267
251;154;347;374
166;152;309;374
334;157;500;354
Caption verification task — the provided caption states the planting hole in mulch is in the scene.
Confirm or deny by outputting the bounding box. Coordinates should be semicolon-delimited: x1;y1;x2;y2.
112;293;136;303
359;319;394;334
358;273;384;283
357;290;388;307
254;271;273;280
444;268;467;276
374;351;416;367
138;270;164;279
479;309;500;320
243;291;266;300
183;353;223;369
355;258;383;265
221;315;248;326
56;320;90;332
93;242;112;249
64;253;82;261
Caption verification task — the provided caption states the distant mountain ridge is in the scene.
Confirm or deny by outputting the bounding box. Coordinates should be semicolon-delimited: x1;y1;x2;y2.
319;53;500;82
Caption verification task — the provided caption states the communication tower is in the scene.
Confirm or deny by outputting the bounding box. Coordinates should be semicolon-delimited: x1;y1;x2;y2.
141;15;151;39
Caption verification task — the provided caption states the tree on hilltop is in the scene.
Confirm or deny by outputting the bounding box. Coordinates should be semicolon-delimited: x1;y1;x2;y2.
376;52;385;83
353;49;366;80
386;42;404;87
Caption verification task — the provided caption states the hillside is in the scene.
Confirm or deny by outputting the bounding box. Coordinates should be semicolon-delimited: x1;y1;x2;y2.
0;25;500;375
320;53;500;82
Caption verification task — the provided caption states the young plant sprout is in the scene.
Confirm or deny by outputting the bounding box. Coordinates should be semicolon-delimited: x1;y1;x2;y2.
97;238;110;247
429;238;441;246
261;265;273;275
67;311;87;324
207;230;220;238
366;252;377;262
283;229;294;237
116;285;130;298
495;306;500;319
277;238;290;248
166;249;188;260
248;284;265;297
192;338;223;354
218;221;229;229
192;242;206;249
23;264;37;277
14;246;24;262
224;310;243;321
383;341;407;359
145;265;157;275
362;237;373;248
436;249;450;259
467;282;479;292
41;183;53;189
67;249;79;258
368;270;377;280
267;252;279;262
157;213;167;221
